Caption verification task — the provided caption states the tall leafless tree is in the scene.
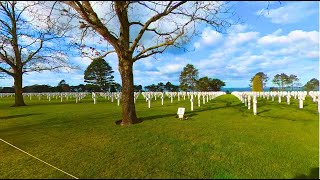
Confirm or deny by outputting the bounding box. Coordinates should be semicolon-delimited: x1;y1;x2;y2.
0;1;72;106
48;1;236;125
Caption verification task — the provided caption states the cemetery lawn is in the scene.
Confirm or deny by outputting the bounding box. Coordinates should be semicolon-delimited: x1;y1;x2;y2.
0;94;318;179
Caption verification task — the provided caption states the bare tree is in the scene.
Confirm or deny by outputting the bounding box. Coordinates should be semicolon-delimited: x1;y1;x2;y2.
0;1;72;106
49;1;235;125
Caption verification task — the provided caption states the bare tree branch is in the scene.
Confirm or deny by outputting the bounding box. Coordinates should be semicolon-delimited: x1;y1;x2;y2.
0;66;13;76
0;1;72;77
0;48;16;68
82;50;116;61
63;1;120;51
22;37;44;66
91;50;116;60
129;1;186;53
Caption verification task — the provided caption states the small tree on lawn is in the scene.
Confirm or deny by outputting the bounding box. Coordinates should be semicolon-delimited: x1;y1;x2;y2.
303;78;319;91
57;79;70;92
84;58;114;92
252;75;263;92
197;76;225;91
179;64;199;92
165;81;179;92
249;72;268;89
272;73;289;91
287;74;299;90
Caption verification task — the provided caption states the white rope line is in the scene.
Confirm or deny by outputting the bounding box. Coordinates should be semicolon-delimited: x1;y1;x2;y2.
0;138;79;179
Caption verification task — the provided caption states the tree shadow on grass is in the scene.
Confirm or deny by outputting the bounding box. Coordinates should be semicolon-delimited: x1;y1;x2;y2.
256;109;271;115
293;167;319;179
22;100;95;107
0;113;43;120
135;103;243;122
114;112;200;125
195;103;242;112
257;113;316;122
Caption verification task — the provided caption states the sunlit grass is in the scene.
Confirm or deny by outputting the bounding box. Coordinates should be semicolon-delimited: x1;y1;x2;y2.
0;94;318;178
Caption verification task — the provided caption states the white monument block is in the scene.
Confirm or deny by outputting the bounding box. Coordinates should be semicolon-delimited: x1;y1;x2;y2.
177;107;185;120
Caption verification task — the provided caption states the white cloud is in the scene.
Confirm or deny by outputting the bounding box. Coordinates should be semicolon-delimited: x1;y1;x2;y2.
257;30;319;59
72;57;92;68
201;27;223;45
228;24;248;33
192;27;223;50
305;51;319;59
258;30;319;45
257;2;318;24
226;31;259;47
157;64;185;74
184;27;319;87
193;42;200;49
136;57;155;69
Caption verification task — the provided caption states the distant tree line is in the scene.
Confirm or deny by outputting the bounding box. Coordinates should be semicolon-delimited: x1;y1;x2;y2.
0;79;122;93
250;72;319;91
179;64;226;92
143;82;180;92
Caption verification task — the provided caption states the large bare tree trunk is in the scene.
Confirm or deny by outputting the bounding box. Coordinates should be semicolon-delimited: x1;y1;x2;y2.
13;72;26;106
118;58;139;125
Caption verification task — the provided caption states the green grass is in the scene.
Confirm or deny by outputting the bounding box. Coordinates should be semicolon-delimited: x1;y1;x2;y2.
0;94;318;179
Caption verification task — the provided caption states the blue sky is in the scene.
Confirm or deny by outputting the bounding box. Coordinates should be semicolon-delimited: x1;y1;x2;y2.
0;1;319;88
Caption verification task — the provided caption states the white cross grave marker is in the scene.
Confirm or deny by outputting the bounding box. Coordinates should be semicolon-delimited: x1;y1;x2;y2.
253;95;257;115
190;95;194;111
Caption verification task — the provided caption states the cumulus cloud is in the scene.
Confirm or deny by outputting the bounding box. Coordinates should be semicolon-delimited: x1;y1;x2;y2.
257;2;318;24
193;27;223;49
185;28;319;87
258;30;319;59
201;27;223;45
157;64;185;74
226;31;259;47
258;30;319;45
228;24;248;33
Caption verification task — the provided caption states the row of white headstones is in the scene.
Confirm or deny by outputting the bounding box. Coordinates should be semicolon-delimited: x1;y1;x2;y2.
0;92;87;103
0;92;126;105
0;91;226;110
0;92;91;103
140;91;226;110
96;91;225;109
231;91;320;115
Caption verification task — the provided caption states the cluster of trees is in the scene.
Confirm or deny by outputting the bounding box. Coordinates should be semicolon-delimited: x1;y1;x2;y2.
272;73;299;91
179;64;226;92
82;60;226;93
84;58;116;92
250;72;318;91
144;82;179;92
303;78;319;91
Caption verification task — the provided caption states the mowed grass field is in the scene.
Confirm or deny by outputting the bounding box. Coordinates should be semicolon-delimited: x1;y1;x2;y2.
0;94;318;179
